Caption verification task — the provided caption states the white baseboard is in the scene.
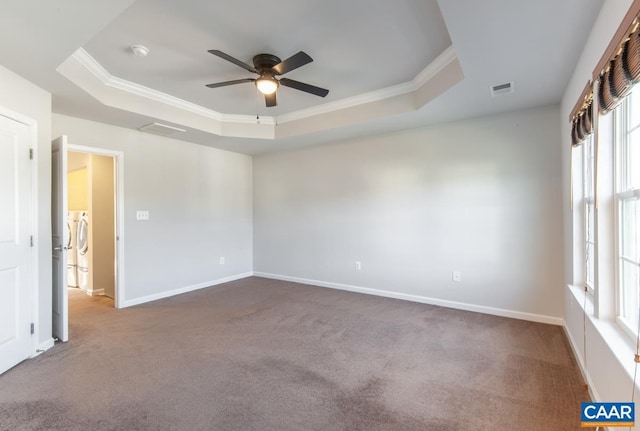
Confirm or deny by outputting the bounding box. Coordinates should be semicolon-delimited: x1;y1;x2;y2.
253;272;564;326
562;323;602;403
33;337;55;357
120;272;253;308
86;288;105;297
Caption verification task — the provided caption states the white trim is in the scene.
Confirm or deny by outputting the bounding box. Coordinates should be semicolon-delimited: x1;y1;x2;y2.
28;120;39;357
72;49;276;126
72;48;110;83
0;106;41;359
566;284;640;398
67;46;458;133
276;46;458;124
616;189;640;200
562;322;603;403
253;272;563;326
414;46;458;87
277;82;415;124
120;272;253;308
68;144;125;309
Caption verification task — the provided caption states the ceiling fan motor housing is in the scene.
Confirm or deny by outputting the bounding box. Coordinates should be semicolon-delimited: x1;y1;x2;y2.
253;54;281;73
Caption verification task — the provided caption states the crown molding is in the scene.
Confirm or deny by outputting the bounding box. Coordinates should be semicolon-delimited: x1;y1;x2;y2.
276;46;458;124
62;46;460;140
413;46;457;87
71;48;276;126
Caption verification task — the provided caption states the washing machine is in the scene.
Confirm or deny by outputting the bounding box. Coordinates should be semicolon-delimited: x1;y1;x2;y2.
76;211;91;292
66;211;80;288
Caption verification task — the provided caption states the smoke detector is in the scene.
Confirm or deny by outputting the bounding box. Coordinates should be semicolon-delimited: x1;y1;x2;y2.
130;44;150;57
490;81;514;97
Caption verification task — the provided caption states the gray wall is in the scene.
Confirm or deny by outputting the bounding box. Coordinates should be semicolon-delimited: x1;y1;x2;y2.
53;114;253;305
254;105;564;321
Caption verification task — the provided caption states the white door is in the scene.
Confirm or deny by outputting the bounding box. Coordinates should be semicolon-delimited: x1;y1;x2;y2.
0;113;32;374
52;136;68;342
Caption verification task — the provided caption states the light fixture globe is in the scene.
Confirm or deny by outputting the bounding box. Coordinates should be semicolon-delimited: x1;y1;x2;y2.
256;76;278;95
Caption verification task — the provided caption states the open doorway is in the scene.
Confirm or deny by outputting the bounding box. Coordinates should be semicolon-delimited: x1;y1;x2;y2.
66;150;116;306
52;137;124;342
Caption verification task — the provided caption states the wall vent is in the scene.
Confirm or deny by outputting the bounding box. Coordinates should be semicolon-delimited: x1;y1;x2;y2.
138;122;186;136
490;81;514;97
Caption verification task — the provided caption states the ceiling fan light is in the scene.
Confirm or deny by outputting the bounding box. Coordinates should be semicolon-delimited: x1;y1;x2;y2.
256;77;278;95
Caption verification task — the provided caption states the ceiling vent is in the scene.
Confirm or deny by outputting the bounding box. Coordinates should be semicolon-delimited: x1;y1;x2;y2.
138;122;186;136
490;81;514;97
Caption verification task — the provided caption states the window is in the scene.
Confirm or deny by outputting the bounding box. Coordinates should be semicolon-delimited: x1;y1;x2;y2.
583;134;596;293
615;87;640;334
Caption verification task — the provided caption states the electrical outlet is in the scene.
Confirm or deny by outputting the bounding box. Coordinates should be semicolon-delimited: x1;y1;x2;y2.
452;271;462;282
355;261;362;271
219;256;225;265
136;210;149;221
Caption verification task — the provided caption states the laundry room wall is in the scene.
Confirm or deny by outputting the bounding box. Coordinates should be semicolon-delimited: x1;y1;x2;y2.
53;114;253;306
67;151;89;211
90;154;115;298
68;151;89;171
67;168;88;211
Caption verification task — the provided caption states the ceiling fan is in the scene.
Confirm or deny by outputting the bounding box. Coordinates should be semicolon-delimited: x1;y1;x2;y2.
206;50;329;107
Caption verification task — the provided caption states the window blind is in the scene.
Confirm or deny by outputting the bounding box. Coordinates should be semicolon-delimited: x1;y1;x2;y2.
570;84;594;147
597;5;640;114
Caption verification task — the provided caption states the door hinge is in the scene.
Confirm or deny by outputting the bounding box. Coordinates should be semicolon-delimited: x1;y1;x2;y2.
29;148;33;160
30;323;34;334
30;235;34;247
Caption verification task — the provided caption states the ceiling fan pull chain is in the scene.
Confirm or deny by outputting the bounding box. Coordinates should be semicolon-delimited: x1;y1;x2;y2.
256;87;261;124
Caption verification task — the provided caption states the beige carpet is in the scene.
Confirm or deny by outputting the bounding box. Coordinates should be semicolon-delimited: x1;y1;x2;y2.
0;277;589;430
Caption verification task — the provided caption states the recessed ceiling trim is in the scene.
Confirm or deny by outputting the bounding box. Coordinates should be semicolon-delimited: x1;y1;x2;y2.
413;46;458;88
58;51;276;139
71;48;271;125
60;46;462;141
72;47;111;82
277;46;458;124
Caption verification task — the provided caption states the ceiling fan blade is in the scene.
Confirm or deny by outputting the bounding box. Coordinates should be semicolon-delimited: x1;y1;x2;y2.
206;78;255;89
265;92;277;107
280;78;329;97
208;50;257;73
272;51;313;75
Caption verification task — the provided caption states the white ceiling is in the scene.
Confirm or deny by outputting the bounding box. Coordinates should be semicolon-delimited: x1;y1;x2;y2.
0;0;603;155
83;0;452;116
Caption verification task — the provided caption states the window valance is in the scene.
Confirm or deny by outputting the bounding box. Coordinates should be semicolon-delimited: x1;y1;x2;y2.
595;4;640;114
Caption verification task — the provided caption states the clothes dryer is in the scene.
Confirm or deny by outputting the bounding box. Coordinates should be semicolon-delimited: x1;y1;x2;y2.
66;211;79;288
76;211;91;292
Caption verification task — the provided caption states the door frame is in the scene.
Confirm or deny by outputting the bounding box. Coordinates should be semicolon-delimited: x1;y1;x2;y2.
0;105;39;357
67;144;125;308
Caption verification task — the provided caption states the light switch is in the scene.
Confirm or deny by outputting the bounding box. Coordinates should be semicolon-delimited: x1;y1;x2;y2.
136;210;149;221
